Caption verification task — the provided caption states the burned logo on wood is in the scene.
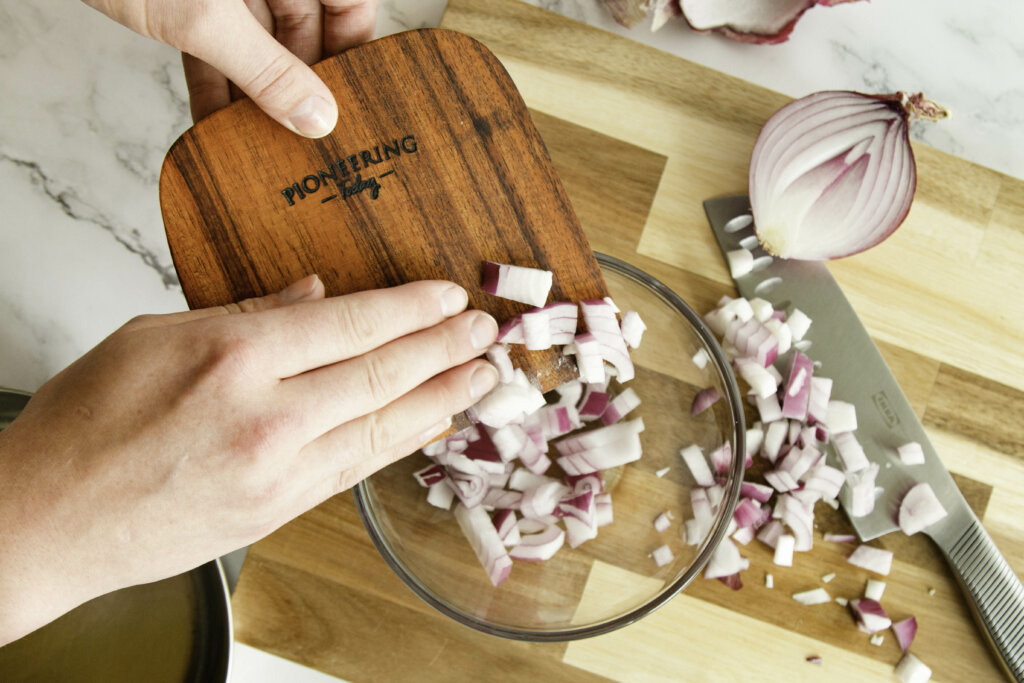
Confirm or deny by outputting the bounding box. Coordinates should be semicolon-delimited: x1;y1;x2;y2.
280;135;418;206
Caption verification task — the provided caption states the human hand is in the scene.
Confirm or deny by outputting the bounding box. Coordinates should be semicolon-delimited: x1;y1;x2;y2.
0;275;499;644
82;0;380;137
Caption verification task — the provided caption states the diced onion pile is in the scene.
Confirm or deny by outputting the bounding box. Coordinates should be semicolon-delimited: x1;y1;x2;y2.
412;262;650;587
698;292;940;678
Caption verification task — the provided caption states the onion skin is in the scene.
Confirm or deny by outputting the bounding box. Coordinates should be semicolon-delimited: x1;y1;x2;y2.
749;90;949;261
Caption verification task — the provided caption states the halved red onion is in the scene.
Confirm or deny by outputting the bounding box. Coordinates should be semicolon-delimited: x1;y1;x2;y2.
680;0;864;45
891;616;917;652
849;598;892;634
481;261;552;308
898;482;947;535
847;544;893;575
750;91;947;260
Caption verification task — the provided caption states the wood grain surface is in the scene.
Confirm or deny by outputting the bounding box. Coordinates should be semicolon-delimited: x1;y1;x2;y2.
158;28;607;397
230;0;1024;680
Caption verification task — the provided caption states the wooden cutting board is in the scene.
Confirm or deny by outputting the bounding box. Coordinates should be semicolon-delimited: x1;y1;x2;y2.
231;0;1024;680
158;28;607;399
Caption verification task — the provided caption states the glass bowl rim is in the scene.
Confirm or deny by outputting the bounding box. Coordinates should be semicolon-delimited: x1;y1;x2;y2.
354;252;746;641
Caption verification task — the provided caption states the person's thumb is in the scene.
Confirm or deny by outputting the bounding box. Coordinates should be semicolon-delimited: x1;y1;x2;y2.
184;7;338;138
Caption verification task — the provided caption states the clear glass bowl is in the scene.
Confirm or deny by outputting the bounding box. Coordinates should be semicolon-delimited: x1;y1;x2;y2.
354;253;745;640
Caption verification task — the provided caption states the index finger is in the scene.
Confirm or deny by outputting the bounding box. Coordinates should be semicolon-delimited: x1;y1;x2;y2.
210;280;469;378
322;0;378;55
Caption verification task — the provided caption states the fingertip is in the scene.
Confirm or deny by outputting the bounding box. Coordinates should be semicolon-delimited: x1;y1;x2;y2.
285;94;338;138
440;285;469;317
469;361;499;401
278;274;323;303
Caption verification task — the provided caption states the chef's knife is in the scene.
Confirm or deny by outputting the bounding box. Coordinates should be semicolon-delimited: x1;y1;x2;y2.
704;194;1024;681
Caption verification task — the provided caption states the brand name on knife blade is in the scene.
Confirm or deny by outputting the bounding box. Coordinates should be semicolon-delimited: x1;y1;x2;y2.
279;134;418;206
872;391;900;428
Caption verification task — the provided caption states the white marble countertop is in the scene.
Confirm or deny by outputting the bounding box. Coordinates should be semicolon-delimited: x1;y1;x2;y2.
1;0;1021;680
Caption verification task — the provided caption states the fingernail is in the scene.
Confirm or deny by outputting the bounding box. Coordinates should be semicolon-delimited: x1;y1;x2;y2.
279;274;320;302
419;416;452;444
470;313;498;350
470;364;499;400
287;96;335;138
441;285;468;317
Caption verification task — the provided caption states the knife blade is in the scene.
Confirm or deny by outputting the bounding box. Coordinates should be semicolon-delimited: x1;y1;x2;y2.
704;194;1024;681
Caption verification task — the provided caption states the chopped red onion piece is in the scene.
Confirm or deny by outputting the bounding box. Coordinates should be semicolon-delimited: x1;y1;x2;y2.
517;437;552;475
761;321;790;359
777;444;821;481
580;299;635;382
781;352;814;420
803;464;844;500
521;309;552;350
509;525;565;561
508;468;555;492
864;578;886;601
826;400;858;433
705;538;746;579
891;616;917;652
691;386;721;417
806;376;833;425
691;348;711;369
846;463;880;517
470;369;546;428
691;488;714;539
413;463;448;487
516;518;549;534
601;386;642;425
556;433;643;475
773;533;795;566
620;310;647;349
764;469;799;492
680;445;715;487
655;466;671;478
762;420;788;463
833;431;869;473
732;526;755;545
897;441;925;465
453;503;513;587
726;247;754;277
757;520;784;549
654;511;672;532
821;572;836;583
520;481;570;519
573;332;606;385
485;344;515;383
565;514;598;548
540;302;579;345
806;655;822;666
898;482;947;535
496;315;524;344
792;588;831;605
426;481;455;509
733;498;764;529
741;481;774;504
554;379;584;407
595;492;613;527
493;509;521;547
847;544;893;575
870;634;884;646
554;417;645;455
709;442;733;476
481;261;552;308
786;309;812;341
736;358;778;399
894;652;932;683
823;532;857;543
706;484;725;510
755;392;783;423
481;488;522;511
849;598;892;634
565;472;603;495
651;544;675;567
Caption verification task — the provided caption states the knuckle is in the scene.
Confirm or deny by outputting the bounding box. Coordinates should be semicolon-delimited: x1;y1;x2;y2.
124;313;159;329
333;299;384;345
360;353;400;405
360;412;397;456
244;55;303;105
202;335;262;381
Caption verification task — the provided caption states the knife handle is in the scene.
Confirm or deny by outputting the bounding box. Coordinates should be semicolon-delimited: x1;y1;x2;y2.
942;517;1024;681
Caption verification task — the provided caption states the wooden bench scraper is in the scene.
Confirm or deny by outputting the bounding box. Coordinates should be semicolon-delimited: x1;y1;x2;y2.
158;29;608;396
